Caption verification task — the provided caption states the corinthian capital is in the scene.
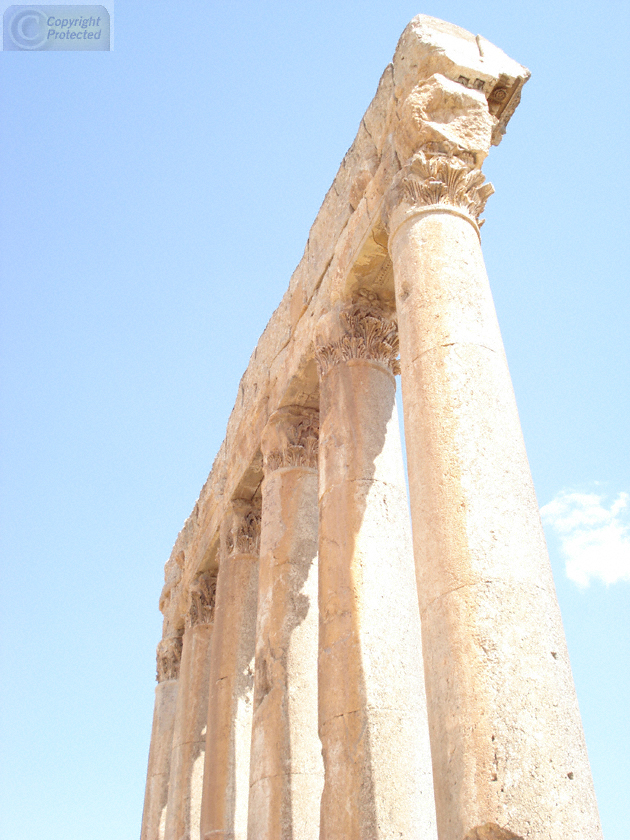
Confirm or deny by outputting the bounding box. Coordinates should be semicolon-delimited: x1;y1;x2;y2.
385;148;495;233
221;499;261;558
261;406;319;474
186;571;217;628
156;635;183;682
315;290;400;378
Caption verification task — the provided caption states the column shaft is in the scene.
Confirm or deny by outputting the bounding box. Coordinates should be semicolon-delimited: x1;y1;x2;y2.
141;636;183;840
141;682;180;840
316;299;437;840
248;406;323;840
200;503;260;840
390;198;602;839
165;574;216;840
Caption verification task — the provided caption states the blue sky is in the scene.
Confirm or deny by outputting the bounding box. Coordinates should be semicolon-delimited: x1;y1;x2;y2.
1;2;628;838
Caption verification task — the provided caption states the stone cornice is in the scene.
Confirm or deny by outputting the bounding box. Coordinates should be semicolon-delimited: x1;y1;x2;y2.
156;635;183;682
315;290;400;377
261;406;319;474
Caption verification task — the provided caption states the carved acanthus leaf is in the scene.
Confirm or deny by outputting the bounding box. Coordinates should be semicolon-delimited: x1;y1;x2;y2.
388;149;494;225
264;408;319;473
225;503;261;557
156;635;183;682
315;291;400;377
186;572;217;628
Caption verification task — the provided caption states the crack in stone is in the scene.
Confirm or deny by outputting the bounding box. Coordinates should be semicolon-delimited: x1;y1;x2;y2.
410;341;498;367
252;769;324;783
322;709;362;726
421;577;550;616
318;477;404;505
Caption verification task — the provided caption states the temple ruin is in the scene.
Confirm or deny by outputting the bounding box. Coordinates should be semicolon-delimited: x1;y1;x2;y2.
140;15;602;840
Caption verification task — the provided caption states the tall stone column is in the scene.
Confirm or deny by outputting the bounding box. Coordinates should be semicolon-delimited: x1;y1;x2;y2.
386;89;602;839
164;573;217;840
247;406;324;840
141;635;183;840
315;293;437;840
200;501;260;840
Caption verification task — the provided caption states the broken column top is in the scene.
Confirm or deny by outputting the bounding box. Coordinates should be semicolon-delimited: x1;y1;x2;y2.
393;15;530;149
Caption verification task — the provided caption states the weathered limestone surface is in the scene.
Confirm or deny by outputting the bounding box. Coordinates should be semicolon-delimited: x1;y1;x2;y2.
388;187;601;839
141;677;179;840
164;625;212;840
315;296;437;840
382;19;601;840
142;557;185;840
247;407;323;840
164;574;216;840
201;502;260;840
142;14;602;840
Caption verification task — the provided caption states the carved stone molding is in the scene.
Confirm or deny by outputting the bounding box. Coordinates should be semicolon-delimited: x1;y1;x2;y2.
315;290;400;377
222;499;261;558
185;571;218;628
156;635;183;682
261;406;319;474
385;148;495;232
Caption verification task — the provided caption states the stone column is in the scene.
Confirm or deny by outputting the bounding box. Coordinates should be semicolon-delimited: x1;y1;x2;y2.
247;407;324;840
141;635;183;840
164;573;217;840
386;149;602;837
200;501;260;840
315;293;437;840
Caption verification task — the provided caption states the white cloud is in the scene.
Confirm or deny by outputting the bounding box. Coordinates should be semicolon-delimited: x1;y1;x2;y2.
540;490;630;588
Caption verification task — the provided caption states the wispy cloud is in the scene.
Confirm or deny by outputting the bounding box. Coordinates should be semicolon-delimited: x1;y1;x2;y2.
540;490;630;587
